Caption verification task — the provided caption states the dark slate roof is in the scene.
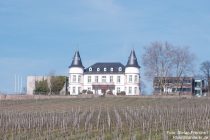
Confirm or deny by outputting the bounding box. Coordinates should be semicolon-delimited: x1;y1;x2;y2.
69;51;84;68
126;49;140;68
84;62;125;74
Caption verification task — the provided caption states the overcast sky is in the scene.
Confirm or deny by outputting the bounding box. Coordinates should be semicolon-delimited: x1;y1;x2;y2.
1;0;210;94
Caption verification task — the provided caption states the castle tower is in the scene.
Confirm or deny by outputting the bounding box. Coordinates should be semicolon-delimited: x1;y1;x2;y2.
68;51;84;95
125;49;140;95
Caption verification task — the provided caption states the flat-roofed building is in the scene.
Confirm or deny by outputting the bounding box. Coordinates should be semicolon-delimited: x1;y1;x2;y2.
153;77;194;95
194;79;205;96
153;77;205;96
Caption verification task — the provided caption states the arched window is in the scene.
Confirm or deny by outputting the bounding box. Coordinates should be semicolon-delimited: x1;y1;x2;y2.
89;67;92;71
118;67;122;71
97;68;100;72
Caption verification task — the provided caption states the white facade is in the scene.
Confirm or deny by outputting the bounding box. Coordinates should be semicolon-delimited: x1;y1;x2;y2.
68;67;84;95
124;67;140;95
69;72;140;95
194;79;204;96
68;50;141;96
83;74;126;95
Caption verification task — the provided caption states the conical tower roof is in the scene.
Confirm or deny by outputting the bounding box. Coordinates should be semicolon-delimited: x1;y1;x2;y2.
69;51;84;68
126;49;140;68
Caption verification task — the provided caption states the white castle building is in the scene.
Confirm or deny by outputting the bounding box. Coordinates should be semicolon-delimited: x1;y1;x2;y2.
68;50;141;95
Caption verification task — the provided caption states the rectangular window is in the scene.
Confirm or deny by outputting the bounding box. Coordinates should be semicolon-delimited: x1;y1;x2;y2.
88;76;91;83
117;76;121;83
129;75;132;83
95;76;98;83
78;75;81;83
78;87;81;94
95;88;98;94
134;87;137;94
102;76;106;83
134;75;138;83
129;87;132;94
73;87;76;93
73;75;76;82
195;90;201;94
117;87;120;93
110;76;113;83
195;82;201;88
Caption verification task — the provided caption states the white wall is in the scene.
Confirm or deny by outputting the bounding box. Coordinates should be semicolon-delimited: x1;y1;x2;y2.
69;67;83;74
125;67;140;74
68;67;141;95
125;67;140;95
68;67;84;95
83;74;125;95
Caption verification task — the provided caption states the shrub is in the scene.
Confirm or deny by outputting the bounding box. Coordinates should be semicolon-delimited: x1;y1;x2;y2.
81;90;87;94
107;90;113;95
117;91;126;96
87;90;93;94
34;79;49;95
50;76;66;95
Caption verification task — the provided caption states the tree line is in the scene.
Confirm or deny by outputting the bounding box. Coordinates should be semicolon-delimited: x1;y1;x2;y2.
34;76;67;95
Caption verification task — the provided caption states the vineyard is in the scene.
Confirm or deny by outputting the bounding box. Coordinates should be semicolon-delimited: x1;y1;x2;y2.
0;97;209;140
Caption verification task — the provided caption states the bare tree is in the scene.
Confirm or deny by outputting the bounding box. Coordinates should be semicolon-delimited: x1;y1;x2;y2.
140;80;147;95
173;47;194;77
48;70;56;95
209;78;210;96
200;61;210;96
173;47;195;95
142;42;174;94
142;41;195;95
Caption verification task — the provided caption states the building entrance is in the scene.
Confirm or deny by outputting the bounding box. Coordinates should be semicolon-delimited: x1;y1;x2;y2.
92;83;115;95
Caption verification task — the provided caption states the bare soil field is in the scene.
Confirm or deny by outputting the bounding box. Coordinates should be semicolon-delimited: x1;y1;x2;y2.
0;96;209;140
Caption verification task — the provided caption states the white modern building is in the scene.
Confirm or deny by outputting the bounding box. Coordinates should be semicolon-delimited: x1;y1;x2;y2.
194;79;205;96
68;50;141;95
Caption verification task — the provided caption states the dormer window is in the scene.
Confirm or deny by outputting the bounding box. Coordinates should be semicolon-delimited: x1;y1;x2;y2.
97;68;100;72
89;67;92;71
110;68;113;72
104;68;107;72
118;67;122;71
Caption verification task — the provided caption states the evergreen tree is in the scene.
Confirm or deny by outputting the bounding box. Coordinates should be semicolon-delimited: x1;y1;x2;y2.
34;78;50;95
